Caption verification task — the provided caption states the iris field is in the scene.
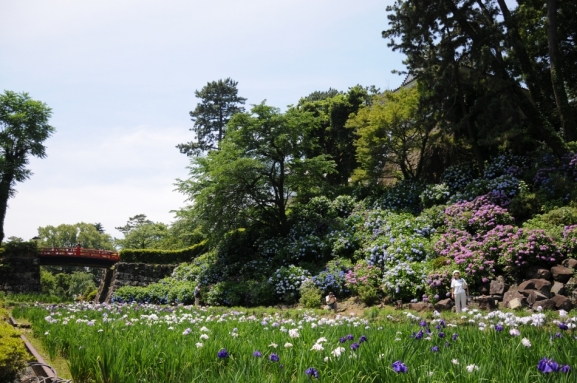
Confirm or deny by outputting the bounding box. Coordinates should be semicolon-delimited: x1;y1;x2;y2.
12;303;577;382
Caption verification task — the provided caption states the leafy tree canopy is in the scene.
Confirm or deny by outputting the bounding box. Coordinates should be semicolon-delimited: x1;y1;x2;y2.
115;214;170;250
176;103;336;238
0;91;55;243
37;222;115;250
177;78;246;156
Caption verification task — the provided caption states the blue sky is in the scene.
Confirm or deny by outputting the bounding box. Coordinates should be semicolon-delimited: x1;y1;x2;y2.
1;0;405;241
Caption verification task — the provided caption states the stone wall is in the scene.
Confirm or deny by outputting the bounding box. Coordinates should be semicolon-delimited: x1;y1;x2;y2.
95;262;177;303
0;256;41;294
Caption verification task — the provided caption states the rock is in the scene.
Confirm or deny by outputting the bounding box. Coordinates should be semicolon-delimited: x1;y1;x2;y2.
550;294;575;311
408;302;431;312
476;296;497;310
503;291;526;308
517;279;552;296
533;299;557;311
525;266;552;281
550;265;574;283
490;280;506;295
519;290;549;306
550;281;567;296
434;298;454;311
562;258;577;269
508;298;523;310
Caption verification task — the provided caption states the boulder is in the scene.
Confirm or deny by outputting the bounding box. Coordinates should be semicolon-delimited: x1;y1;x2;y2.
476;296;497;310
533;299;557;311
408;302;431;312
503;291;526;308
517;279;551;296
490;280;506;295
508;298;523;310
525;267;552;281
519;290;548;306
550;281;567;296
562;258;577;269
550;294;575;311
434;298;454;311
551;265;574;283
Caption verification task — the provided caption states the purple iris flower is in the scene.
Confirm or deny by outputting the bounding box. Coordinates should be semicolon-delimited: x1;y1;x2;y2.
339;337;347;343
438;332;445;338
217;349;229;359
431;346;439;352
537;357;560;373
392;360;408;373
558;322;569;331
350;342;360;351
346;334;354;341
415;330;424;340
452;333;458;341
269;353;280;362
359;335;368;343
419;320;427;327
253;351;262;357
555;332;562;338
305;367;319;379
560;365;571;373
495;324;504;332
439;320;446;328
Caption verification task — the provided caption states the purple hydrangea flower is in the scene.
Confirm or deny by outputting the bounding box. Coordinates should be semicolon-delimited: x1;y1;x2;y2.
537;358;560;373
392;360;408;373
269;353;280;362
305;367;319;379
217;349;229;359
253;351;262;357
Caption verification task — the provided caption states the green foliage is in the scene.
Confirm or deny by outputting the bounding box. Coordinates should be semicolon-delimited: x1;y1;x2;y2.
0;299;27;382
37;222;115;250
299;279;322;309
357;285;380;306
2;240;37;256
176;103;336;238
119;240;207;264
420;183;450;208
115;214;171;250
0;90;55;243
348;87;435;182
177;78;246;156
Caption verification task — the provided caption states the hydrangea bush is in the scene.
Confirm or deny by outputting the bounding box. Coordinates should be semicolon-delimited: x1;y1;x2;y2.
381;262;427;301
268;265;311;303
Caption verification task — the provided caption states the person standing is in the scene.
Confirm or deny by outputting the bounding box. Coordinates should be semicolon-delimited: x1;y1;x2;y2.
326;292;337;313
194;284;201;307
451;270;469;313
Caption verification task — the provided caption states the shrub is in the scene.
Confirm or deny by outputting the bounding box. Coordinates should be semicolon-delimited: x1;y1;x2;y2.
119;240;207;264
312;260;350;296
420;183;450;208
2;241;37;257
268;265;311;303
0;299;27;382
381;262;427;301
445;195;514;233
499;229;563;273
372;180;424;214
442;162;477;193
299;279;322;309
357;285;379;306
344;260;381;295
424;268;453;302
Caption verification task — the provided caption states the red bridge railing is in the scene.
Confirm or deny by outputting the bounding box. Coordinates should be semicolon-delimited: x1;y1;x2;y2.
39;247;119;262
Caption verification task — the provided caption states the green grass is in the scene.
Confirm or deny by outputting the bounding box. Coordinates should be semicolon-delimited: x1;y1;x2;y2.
12;303;577;383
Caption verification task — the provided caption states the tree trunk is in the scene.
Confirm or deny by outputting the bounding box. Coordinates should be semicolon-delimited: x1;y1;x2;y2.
0;174;14;244
547;0;576;141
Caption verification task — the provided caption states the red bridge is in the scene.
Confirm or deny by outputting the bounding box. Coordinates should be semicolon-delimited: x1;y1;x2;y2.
39;246;119;268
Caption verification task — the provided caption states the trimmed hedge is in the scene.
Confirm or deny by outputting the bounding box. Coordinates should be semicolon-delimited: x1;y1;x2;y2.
1;241;38;257
119;240;207;264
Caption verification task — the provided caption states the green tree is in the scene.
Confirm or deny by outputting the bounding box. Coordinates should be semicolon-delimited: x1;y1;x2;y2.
382;0;572;159
176;103;336;238
0;91;55;243
177;78;246;156
348;87;436;183
115;214;170;249
293;86;375;187
37;222;115;250
68;271;97;297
